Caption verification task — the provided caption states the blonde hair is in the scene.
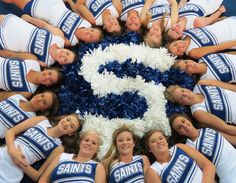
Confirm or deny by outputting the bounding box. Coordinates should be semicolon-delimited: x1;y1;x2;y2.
102;125;138;179
77;129;102;160
164;85;181;103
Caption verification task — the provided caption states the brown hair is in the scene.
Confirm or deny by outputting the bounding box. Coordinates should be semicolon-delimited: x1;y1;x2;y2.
102;125;138;179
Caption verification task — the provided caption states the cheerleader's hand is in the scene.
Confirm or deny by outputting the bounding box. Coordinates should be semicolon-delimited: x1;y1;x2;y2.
10;144;29;168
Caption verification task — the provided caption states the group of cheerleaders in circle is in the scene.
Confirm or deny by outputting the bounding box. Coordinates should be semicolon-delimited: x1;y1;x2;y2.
0;0;236;182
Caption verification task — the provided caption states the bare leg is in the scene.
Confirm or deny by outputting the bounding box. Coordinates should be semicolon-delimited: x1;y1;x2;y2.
2;0;30;10
193;5;226;28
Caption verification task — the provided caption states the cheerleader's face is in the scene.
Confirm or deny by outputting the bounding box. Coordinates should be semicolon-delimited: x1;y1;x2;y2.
146;26;162;47
149;132;168;155
126;15;141;32
80;28;102;43
116;131;135;156
176;60;199;75
171;116;194;137
172;87;194;106
168;23;183;40
39;70;59;86
104;16;121;33
58;115;80;136
79;134;99;157
168;40;187;56
31;92;53;111
55;49;75;65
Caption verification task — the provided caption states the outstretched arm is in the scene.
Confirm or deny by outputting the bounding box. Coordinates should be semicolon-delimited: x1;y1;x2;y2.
169;0;178;26
21;14;70;47
198;79;236;92
178;0;187;8
112;0;122;15
64;0;78;13
189;40;236;59
177;143;215;183
140;0;155;26
193;110;236;136
0;50;38;61
0;91;32;101
194;5;226;28
76;0;96;25
143;155;151;181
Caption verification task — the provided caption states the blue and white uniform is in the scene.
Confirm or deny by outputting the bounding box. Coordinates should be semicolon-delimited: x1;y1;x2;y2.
191;84;236;124
120;0;144;21
85;0;119;26
186;128;236;183
0;14;65;66
179;0;223;30
109;155;145;183
0;94;35;139
0;57;40;93
0;119;61;183
50;153;98;183
184;17;236;55
199;53;236;83
150;145;203;183
23;0;91;46
146;0;171;31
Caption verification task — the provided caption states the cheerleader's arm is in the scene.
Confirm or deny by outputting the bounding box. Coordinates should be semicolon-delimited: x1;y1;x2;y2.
188;40;236;59
140;0;155;26
23;146;64;182
112;0;122;15
76;0;96;25
193;110;236;136
146;167;162;183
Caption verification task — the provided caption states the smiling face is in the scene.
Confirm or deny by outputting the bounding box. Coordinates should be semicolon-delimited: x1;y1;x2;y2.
79;133;100;158
55;49;75;65
104;16;121;33
58;115;80;136
172;87;195;106
39;70;59;86
168;23;183;40
126;15;141;32
148;131;169;156
79;28;102;43
30;92;53;112
116;131;135;156
171;116;194;137
168;40;187;56
146;26;162;47
175;60;199;75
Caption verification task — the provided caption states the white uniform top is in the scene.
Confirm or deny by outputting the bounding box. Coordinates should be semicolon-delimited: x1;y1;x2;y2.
23;0;91;46
0;119;61;183
0;57;39;93
15;119;61;165
199;53;236;83
147;0;171;31
151;145;203;183
0;94;35;138
179;0;223;30
120;0;144;21
0;14;65;66
186;128;236;183
109;155;145;183
191;84;236;124
50;153;98;183
184;17;236;55
85;0;119;26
